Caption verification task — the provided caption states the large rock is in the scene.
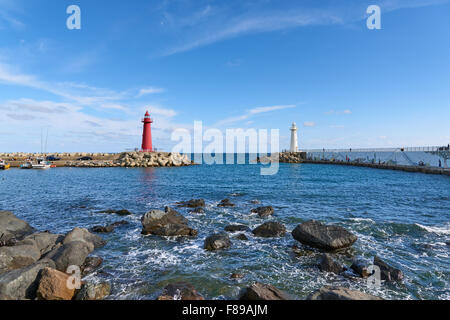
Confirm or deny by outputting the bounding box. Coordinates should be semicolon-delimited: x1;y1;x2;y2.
224;224;250;233
0;259;56;300
45;241;93;272
176;199;205;208
252;222;286;238
21;232;63;256
350;257;372;278
251;206;274;218
307;286;383;300
204;233;231;251
0;242;41;274
97;209;132;216
81;256;103;276
36;267;75;300
239;282;291;300
91;225;114;233
63;227;106;250
75;282;111;300
374;256;404;282
141;207;197;237
218;199;235;207
319;254;345;274
157;282;204;300
0;211;34;243
292;220;357;251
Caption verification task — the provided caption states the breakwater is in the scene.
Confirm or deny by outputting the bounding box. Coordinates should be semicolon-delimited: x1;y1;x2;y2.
0;152;194;168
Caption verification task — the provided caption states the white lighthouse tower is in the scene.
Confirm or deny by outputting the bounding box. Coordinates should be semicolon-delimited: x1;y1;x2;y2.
290;122;298;152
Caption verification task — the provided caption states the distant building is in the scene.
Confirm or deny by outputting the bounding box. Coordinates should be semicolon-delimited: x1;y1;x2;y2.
290;122;298;152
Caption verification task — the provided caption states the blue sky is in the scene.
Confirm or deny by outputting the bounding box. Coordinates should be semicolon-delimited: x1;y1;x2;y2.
0;0;449;152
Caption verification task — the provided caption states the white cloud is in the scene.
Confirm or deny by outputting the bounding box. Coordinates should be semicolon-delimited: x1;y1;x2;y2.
216;104;296;126
137;87;165;97
303;122;316;127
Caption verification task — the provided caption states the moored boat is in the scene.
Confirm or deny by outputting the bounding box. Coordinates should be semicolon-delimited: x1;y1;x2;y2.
0;159;10;170
32;158;51;170
20;160;33;169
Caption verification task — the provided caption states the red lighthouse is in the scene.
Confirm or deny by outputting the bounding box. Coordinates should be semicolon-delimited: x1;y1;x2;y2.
141;110;153;152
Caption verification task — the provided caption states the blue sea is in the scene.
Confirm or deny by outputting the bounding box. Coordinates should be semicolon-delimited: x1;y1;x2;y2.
0;161;449;300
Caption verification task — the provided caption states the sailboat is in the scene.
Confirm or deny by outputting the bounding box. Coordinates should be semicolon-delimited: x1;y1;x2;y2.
32;157;51;170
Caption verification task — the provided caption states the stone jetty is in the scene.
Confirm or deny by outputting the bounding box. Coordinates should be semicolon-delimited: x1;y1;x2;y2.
0;152;194;168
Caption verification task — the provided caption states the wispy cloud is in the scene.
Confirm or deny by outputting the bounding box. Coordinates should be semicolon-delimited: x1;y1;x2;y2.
325;109;352;115
137;86;165;97
216;104;296;126
303;122;316;127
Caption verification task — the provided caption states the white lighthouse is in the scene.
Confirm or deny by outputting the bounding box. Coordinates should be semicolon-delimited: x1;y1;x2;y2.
290;122;298;152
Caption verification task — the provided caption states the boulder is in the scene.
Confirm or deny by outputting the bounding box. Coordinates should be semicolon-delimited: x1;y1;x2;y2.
240;282;291;300
110;220;129;227
75;282;111;300
234;233;249;241
157;282;204;300
292;220;357;251
350;257;372;278
224;224;250;233
231;273;244;279
319;254;345;274
36;267;75;300
204;233;232;251
189;207;205;214
252;222;286;238
97;209;132;216
0;259;56;300
91;225;114;233
81;256;103;276
21;232;63;256
0;242;41;274
63;227;106;249
0;211;34;242
251;206;274;218
176;199;205;208
141;207;197;237
374;256;404;282
45;241;93;272
218;199;235;207
307;286;383;300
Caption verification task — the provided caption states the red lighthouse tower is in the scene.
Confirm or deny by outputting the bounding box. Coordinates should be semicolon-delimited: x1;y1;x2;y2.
141;110;153;152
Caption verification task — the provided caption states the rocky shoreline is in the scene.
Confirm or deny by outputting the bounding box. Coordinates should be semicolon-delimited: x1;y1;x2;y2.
0;195;406;300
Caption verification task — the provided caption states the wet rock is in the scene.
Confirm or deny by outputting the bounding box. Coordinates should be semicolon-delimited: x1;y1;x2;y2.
252;222;286;238
204;233;232;251
63;227;106;250
97;209;132;216
218;199;235;207
350;257;372;278
292;220;357;251
307;286;383;300
110;220;129;227
45;241;93;272
0;259;56;300
36;267;75;300
231;273;244;279
234;234;249;241
91;225;114;233
176;199;205;208
0;242;41;274
292;244;315;257
189;207;205;214
141;207;197;237
374;256;404;282
250;200;261;204
157;282;204;300
81;256;103;276
319;254;345;274
75;282;111;300
0;211;34;243
239;282;291;300
224;224;250;233
251;206;274;218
